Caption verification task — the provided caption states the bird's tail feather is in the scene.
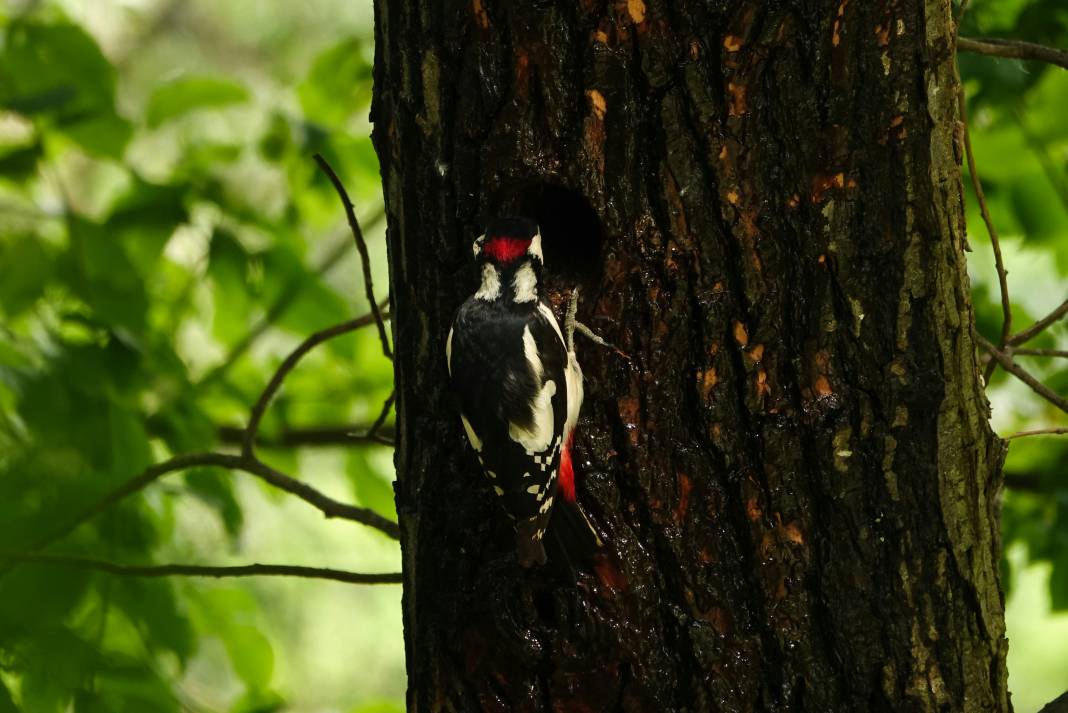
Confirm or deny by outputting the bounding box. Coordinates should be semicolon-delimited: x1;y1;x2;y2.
546;499;602;571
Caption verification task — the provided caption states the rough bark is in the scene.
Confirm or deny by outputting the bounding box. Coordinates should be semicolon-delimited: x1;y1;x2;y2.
372;0;1010;711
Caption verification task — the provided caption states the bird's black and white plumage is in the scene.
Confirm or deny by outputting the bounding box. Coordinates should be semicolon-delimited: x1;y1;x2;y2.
446;217;600;567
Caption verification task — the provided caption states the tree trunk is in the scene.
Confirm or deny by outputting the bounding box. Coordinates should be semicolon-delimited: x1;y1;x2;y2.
372;0;1010;711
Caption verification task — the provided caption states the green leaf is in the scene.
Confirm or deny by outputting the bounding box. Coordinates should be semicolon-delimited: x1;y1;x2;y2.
347;450;397;520
1051;555;1068;611
0;141;43;183
259;113;292;161
0;679;18;713
61;217;148;334
107;177;189;272
349;703;405;713
0;22;116;119
60;111;133;160
108;402;152;476
111;578;195;662
207;229;254;343
298;38;371;130
185;467;244;538
189;588;274;691
224;626;274;692
0;234;52;317
146;76;249;128
232;689;286;713
1009;173;1068;245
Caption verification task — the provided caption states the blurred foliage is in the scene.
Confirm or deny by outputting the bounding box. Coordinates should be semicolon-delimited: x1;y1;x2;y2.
959;0;1068;709
0;0;1066;710
0;0;400;711
960;0;1068;591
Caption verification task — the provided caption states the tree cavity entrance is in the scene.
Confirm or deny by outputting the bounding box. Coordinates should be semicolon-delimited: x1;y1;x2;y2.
531;184;603;289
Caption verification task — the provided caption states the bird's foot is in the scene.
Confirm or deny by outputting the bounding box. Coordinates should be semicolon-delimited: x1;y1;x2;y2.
566;287;631;362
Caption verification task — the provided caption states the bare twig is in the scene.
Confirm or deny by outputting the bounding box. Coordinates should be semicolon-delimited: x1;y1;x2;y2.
314;154;393;361
1006;427;1068;439
198;209;387;388
1013;348;1068;359
8;553;401;584
365;390;396;443
958;37;1068;72
27;452;235;554
1008;297;1068;347
18;450;399;566
958;91;1012;382
239;456;400;537
976;334;1068;415
243;312;389;457
218;423;396;448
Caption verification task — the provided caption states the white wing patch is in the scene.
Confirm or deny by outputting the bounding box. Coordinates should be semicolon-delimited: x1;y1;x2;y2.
508;325;557;452
460;414;483;452
538;302;566;348
475;263;501;301
445;326;454;376
508;379;556;453
512;263;538;303
522;325;543;379
534;303;584;441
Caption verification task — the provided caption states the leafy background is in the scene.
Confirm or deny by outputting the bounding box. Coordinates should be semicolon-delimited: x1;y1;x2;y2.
0;0;1065;711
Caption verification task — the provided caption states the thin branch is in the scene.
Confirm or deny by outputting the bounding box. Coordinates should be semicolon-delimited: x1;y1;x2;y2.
314;153;393;361
243;311;388;457
1006;427;1068;439
239;456;400;537
1013;348;1068;359
198;208;387;388
18;450;399;566
8;553;401;585
1008;297;1068;347
958;37;1068;72
976;334;1068;415
958;90;1011;382
218;423;395;448
27;452;235;554
365;390;396;443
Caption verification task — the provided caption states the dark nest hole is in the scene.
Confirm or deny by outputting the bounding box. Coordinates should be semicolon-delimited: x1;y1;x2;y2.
493;183;604;291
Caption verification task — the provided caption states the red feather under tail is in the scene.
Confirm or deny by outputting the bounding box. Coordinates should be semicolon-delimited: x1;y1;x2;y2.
559;432;576;502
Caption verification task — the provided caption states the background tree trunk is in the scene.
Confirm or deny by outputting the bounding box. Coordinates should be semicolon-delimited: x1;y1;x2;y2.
372;0;1011;710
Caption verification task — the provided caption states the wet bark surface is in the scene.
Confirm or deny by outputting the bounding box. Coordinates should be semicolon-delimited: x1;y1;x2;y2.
372;0;1011;711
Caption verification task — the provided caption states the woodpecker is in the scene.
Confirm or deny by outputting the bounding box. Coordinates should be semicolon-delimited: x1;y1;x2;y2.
446;217;602;567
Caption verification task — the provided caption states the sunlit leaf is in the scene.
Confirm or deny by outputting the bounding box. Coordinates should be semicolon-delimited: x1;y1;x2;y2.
347;449;397;520
146;76;250;128
0;22;115;119
349;702;405;713
60;217;148;334
0;679;17;713
298;38;371;130
0;234;52;316
185;467;244;538
60;111;133;159
111;577;195;662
